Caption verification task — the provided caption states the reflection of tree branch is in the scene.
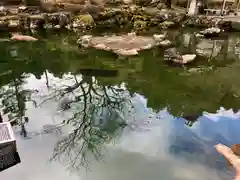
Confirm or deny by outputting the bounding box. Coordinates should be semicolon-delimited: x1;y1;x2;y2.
38;80;85;107
43;75;130;170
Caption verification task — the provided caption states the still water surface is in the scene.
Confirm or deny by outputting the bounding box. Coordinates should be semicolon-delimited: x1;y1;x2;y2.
1;29;240;180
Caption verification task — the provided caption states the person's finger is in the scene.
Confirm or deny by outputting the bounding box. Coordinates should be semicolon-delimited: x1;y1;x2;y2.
215;144;240;168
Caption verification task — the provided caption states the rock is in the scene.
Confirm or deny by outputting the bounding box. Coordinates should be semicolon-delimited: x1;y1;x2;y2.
199;27;221;37
157;40;171;47
114;49;139;56
72;14;95;28
183;16;220;28
78;34;156;56
0;20;8;30
7;7;19;15
157;3;167;10
18;6;27;11
94;43;110;50
164;47;182;62
77;35;93;47
11;34;38;41
0;6;6;11
133;20;147;31
8;19;21;28
181;54;196;64
0;6;7;15
195;33;204;38
164;48;196;64
45;12;70;28
160;21;175;29
153;33;166;42
29;14;46;29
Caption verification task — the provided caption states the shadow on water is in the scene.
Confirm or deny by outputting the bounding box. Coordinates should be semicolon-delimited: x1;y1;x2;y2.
0;29;240;180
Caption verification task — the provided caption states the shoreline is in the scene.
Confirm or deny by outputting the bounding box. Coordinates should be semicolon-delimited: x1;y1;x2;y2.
0;5;239;33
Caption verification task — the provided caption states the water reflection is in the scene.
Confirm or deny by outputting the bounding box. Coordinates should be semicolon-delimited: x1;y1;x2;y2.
41;74;130;169
0;29;240;180
0;71;239;180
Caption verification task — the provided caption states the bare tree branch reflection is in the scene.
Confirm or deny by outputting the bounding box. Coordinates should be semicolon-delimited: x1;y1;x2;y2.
40;74;131;170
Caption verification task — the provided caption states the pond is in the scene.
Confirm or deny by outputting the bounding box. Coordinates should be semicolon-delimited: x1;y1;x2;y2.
1;28;240;180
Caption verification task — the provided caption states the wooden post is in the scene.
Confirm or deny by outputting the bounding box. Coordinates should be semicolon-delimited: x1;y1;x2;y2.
221;0;227;16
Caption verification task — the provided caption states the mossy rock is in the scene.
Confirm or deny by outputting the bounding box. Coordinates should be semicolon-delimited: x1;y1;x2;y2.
96;8;130;28
72;14;95;28
133;20;147;31
132;14;147;21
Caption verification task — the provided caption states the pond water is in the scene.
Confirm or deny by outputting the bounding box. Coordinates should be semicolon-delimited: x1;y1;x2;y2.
1;29;240;180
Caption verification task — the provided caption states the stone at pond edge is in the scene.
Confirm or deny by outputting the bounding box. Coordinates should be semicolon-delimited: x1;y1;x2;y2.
157;40;171;47
164;48;196;65
153;33;166;42
181;54;196;64
11;34;38;41
199;27;221;38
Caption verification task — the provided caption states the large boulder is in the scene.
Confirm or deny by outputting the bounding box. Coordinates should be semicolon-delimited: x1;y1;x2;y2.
77;33;157;56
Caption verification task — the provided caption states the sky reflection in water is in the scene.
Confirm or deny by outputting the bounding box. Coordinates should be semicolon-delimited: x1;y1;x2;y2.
1;72;240;180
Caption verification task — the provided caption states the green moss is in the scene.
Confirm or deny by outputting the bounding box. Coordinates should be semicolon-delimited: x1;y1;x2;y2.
133;20;147;31
72;14;95;28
